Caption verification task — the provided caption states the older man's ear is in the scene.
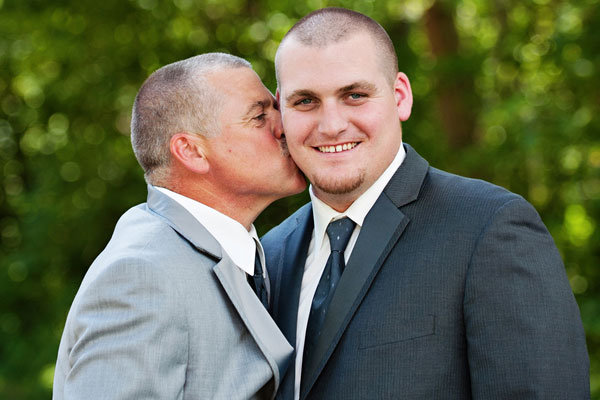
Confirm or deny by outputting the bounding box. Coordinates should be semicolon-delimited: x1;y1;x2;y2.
169;133;210;175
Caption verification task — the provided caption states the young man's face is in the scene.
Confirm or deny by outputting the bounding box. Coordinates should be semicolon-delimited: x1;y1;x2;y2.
203;67;306;203
277;32;412;211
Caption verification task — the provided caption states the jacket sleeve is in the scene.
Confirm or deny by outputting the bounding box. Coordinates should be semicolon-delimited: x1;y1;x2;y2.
464;197;589;399
54;257;188;400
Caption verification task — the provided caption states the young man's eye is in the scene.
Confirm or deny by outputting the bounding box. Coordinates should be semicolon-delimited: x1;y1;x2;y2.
296;98;312;105
349;93;364;100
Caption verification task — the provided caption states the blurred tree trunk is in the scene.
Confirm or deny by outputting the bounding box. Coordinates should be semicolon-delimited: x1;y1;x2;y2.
424;1;477;148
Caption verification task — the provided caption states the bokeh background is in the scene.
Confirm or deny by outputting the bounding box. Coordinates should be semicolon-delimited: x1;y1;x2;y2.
0;0;598;397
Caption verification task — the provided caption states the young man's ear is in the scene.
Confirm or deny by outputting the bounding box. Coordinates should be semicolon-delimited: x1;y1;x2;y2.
169;133;209;174
394;72;413;122
276;89;282;113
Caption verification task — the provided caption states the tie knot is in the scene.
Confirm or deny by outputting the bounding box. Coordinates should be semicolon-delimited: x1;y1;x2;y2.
326;217;356;253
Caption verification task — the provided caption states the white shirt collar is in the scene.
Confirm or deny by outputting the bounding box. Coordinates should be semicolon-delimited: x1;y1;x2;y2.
309;143;406;248
154;186;260;276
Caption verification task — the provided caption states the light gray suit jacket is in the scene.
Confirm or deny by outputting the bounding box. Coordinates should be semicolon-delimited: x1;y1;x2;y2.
54;186;293;399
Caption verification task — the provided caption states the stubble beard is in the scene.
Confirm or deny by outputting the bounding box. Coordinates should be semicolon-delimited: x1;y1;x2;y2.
311;170;365;195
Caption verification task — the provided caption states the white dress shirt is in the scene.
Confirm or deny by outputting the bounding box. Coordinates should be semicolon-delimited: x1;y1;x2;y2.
154;186;265;280
294;144;406;399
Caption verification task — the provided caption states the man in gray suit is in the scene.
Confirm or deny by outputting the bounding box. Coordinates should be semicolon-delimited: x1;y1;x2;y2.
262;8;589;399
54;53;306;399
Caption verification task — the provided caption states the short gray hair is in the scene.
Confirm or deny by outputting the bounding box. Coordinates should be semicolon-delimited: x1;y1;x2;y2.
130;53;252;184
275;8;398;85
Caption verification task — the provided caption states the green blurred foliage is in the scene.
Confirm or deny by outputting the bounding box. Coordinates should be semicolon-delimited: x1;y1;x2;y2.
0;0;598;397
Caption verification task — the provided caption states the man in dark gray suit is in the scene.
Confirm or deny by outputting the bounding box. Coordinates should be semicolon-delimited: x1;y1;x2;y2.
54;53;306;399
262;8;589;399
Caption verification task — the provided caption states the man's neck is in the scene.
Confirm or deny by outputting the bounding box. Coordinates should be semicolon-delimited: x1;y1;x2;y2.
161;181;270;231
311;188;361;213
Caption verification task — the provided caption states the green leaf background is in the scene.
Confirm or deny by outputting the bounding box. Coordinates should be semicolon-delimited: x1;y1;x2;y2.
0;0;598;397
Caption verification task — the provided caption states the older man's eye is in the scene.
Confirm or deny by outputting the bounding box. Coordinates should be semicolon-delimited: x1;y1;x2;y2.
252;113;267;127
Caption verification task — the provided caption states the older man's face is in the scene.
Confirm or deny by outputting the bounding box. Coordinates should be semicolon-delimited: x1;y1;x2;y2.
203;67;306;203
276;32;412;211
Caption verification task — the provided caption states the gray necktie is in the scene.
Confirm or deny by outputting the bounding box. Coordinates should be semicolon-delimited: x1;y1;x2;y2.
303;217;356;362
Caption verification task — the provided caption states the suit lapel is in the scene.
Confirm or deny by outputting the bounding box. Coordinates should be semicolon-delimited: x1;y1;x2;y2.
272;204;314;344
271;204;314;400
146;186;293;398
213;256;293;397
300;194;408;398
300;144;430;398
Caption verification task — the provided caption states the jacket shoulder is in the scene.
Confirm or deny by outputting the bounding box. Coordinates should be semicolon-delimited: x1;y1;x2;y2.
424;167;524;209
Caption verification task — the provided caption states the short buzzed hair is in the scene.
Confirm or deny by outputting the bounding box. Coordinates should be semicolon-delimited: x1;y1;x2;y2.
275;7;399;84
130;53;251;185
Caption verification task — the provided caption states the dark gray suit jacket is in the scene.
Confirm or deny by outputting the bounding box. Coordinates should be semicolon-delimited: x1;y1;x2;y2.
262;144;589;399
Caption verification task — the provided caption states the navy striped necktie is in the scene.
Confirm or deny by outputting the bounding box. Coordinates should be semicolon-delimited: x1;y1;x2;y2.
303;217;356;361
249;246;269;310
